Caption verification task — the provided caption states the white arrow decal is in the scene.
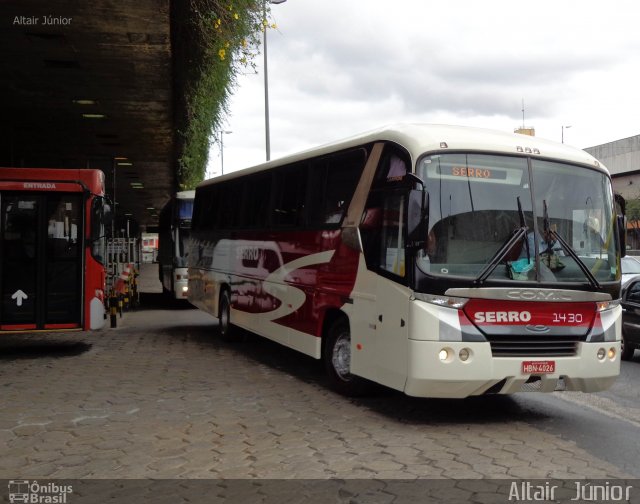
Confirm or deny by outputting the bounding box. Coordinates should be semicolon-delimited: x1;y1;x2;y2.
11;290;28;307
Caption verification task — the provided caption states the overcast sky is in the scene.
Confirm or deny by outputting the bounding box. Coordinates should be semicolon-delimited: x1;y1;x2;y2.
206;0;640;177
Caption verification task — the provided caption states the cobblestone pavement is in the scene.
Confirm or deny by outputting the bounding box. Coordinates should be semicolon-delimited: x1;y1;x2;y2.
0;266;633;480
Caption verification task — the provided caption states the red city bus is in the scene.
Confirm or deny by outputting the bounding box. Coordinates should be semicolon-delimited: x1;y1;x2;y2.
0;168;110;332
188;125;625;398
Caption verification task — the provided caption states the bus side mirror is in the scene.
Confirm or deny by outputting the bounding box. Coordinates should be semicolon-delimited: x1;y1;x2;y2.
618;215;627;258
615;193;627;258
408;189;428;247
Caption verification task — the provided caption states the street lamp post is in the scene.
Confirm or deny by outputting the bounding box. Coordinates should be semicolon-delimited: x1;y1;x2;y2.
263;0;286;161
562;125;572;144
220;130;232;175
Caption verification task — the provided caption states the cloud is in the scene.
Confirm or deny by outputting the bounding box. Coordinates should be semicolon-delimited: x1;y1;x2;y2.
210;0;640;173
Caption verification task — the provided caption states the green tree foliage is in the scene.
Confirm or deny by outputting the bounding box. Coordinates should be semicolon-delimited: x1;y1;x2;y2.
626;199;640;223
625;198;640;248
174;0;268;190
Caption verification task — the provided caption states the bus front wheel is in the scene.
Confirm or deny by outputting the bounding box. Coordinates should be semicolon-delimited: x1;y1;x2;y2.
323;318;371;396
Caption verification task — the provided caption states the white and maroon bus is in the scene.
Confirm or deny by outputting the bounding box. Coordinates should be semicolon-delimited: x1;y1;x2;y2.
188;124;625;397
0;168;110;333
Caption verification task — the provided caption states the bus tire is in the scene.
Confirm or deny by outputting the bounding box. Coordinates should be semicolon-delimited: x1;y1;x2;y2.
323;317;371;396
621;330;634;361
218;289;236;341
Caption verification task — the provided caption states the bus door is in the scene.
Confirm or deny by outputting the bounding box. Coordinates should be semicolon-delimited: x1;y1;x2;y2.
0;193;83;330
352;189;410;390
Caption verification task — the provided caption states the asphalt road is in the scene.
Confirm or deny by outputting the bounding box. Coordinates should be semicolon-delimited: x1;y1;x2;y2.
511;358;640;477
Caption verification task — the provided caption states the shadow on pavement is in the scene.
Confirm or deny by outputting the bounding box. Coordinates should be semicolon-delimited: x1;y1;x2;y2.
138;292;197;311
0;337;92;360
185;325;548;426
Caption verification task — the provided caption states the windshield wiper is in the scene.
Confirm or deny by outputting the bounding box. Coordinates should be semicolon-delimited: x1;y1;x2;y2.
474;197;529;285
543;199;601;289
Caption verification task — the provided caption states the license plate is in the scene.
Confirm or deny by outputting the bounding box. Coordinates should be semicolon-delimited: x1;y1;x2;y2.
522;360;555;374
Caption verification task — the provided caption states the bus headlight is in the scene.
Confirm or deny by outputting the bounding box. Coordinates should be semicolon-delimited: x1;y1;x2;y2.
182;286;189;293
414;293;468;309
438;349;450;362
597;348;606;360
608;347;616;360
596;299;620;312
459;348;471;362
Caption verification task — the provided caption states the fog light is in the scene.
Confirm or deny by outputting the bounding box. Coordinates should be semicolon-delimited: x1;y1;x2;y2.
608;348;616;360
438;349;449;362
597;348;606;360
459;348;470;362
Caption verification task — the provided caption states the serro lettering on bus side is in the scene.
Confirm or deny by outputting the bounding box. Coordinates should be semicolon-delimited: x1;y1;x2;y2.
474;311;532;323
238;246;260;261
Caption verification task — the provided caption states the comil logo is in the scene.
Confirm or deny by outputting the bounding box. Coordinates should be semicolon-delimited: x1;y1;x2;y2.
8;480;73;503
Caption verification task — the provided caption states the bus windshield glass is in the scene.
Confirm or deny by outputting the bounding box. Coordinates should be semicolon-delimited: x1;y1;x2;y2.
175;198;193;267
177;199;194;221
176;225;190;266
415;153;618;284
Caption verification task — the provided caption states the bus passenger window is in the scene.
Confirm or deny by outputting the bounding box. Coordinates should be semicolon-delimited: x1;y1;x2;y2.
272;164;307;227
216;182;243;229
307;149;365;227
242;174;271;228
325;199;347;224
386;155;407;181
371;146;411;189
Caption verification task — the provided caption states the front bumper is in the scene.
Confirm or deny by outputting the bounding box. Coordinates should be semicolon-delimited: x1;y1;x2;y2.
404;339;621;398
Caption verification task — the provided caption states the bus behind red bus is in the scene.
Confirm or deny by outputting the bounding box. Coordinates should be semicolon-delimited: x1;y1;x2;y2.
158;190;195;299
0;168;110;332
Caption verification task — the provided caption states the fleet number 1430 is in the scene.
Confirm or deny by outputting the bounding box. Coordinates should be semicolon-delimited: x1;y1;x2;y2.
552;313;583;324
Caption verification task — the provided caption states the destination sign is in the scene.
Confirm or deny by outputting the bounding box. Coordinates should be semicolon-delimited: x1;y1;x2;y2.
422;158;525;186
442;166;507;180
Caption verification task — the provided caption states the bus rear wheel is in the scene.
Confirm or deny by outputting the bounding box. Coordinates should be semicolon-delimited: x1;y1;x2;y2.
218;290;236;341
323;317;371;396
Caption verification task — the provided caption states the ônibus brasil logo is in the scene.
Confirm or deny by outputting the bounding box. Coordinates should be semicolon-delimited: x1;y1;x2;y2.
8;480;72;503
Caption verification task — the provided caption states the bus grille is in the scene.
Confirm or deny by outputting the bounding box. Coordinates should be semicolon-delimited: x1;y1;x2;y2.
487;335;583;357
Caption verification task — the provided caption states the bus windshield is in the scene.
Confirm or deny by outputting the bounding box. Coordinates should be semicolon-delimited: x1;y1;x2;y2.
415;153;618;284
176;225;190;267
175;199;193;267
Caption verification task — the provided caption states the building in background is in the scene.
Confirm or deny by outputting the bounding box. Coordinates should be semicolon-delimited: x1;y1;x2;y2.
585;135;640;200
585;134;640;250
514;127;535;136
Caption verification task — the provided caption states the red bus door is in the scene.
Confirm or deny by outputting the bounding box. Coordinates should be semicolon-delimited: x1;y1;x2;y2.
1;193;83;331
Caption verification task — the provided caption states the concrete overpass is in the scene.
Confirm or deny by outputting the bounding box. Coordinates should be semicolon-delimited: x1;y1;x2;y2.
0;0;223;230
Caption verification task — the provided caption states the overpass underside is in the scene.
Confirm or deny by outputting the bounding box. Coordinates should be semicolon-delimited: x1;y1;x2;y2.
0;0;200;230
